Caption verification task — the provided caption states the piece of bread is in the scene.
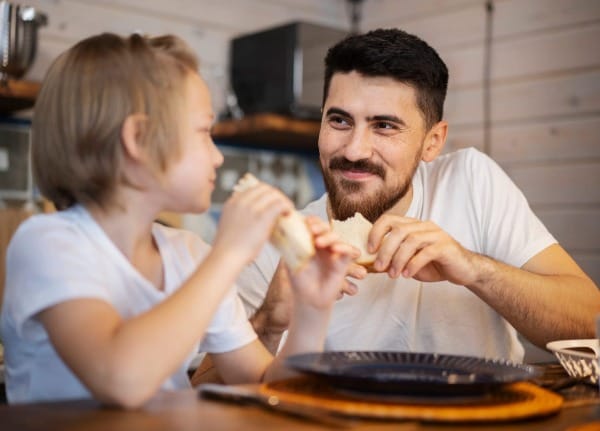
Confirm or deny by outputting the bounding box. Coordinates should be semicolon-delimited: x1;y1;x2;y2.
233;173;315;272
331;212;377;268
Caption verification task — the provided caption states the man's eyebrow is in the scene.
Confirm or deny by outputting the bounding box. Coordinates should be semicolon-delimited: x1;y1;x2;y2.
326;108;407;128
367;114;406;127
325;107;352;118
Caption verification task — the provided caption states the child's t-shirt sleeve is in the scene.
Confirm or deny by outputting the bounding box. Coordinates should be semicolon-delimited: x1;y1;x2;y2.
3;216;112;340
197;284;257;353
165;226;257;354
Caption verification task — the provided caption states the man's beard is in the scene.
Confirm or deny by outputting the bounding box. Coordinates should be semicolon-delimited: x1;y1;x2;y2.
322;154;421;223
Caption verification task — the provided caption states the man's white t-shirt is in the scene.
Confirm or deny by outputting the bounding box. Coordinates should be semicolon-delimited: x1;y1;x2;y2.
1;205;256;403
237;148;556;362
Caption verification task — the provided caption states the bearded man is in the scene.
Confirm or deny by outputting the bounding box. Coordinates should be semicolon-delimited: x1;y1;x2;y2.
194;29;599;382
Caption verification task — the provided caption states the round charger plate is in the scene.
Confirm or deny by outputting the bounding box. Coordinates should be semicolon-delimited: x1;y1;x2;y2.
259;377;563;422
285;351;540;397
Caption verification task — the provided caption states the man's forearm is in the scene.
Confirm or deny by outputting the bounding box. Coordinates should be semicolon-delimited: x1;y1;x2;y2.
466;247;600;348
250;309;286;355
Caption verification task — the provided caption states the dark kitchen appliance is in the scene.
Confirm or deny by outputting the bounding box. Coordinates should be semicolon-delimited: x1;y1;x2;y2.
230;21;348;120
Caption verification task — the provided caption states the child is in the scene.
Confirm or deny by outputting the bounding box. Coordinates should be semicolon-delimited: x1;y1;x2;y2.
0;33;356;407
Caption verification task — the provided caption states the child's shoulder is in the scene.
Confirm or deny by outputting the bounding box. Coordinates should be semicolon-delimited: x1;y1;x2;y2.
6;207;92;270
13;208;80;240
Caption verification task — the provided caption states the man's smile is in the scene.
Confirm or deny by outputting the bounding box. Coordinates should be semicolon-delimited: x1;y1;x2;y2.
339;169;379;181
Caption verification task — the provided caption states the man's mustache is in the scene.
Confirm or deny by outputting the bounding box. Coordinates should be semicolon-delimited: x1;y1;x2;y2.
328;157;385;179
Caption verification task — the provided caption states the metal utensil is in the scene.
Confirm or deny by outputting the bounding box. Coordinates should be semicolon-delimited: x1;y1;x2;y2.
0;1;48;82
198;383;356;428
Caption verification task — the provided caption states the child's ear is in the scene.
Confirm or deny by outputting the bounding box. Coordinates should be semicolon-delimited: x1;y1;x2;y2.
121;114;147;161
421;120;448;162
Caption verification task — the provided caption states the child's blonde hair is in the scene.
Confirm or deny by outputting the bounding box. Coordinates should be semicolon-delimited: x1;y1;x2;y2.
32;33;199;210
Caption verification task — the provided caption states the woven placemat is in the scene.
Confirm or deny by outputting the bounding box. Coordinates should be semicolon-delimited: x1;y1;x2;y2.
259;377;563;423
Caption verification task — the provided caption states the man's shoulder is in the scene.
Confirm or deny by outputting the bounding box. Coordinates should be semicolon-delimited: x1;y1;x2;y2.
419;147;497;181
432;147;490;168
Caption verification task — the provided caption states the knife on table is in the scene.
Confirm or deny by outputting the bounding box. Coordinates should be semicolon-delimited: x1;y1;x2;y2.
197;383;356;428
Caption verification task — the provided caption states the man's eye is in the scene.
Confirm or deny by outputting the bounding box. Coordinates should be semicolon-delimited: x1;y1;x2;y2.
329;116;350;127
375;121;395;130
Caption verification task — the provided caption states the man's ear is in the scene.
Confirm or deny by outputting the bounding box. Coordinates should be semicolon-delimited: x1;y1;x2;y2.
120;114;147;161
421;120;448;162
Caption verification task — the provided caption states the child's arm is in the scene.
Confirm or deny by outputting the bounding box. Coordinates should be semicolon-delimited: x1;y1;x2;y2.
264;216;356;381
37;183;294;408
210;216;356;384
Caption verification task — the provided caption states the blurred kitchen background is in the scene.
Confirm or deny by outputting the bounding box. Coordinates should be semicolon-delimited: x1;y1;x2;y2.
1;0;599;289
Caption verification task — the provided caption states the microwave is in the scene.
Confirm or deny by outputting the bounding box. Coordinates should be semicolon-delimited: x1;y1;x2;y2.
0;117;36;202
230;21;348;120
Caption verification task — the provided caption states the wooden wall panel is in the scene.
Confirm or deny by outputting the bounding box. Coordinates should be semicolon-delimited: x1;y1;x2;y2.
434;23;600;90
27;37;70;82
26;0;231;65
441;45;484;89
365;6;486;49
74;0;347;33
445;126;485;152
572;256;600;288
490;116;600;163
538;209;600;251
362;0;486;26
446;70;600;126
444;87;483;126
446;116;600;163
493;0;600;38
491;24;600;82
491;71;600;123
505;162;600;206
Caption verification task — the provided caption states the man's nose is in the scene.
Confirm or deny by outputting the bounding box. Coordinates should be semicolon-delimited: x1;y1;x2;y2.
343;126;373;161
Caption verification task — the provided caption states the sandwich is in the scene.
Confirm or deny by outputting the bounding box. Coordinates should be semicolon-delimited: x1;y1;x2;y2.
331;212;377;269
233;173;315;272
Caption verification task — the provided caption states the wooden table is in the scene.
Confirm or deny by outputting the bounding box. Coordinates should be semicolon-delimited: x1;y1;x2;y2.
0;385;598;431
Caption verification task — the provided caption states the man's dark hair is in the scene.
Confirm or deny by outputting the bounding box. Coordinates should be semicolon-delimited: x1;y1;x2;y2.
323;28;448;130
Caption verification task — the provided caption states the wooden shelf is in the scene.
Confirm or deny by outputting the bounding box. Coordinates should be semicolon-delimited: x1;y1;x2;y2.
212;113;320;153
0;79;41;114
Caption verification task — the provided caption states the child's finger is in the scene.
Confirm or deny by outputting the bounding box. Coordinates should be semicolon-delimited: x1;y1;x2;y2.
342;280;359;296
313;230;339;248
347;262;367;279
329;241;361;259
304;216;330;234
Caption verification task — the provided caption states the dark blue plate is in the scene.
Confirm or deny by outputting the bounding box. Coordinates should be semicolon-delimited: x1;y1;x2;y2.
285;351;540;397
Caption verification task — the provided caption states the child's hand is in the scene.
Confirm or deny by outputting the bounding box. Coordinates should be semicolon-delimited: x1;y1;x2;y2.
212;182;294;266
287;216;358;310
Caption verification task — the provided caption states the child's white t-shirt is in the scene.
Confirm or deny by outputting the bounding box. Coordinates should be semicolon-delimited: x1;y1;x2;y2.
1;205;256;403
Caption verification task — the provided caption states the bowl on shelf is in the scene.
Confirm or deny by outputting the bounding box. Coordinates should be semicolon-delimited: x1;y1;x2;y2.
546;339;599;385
